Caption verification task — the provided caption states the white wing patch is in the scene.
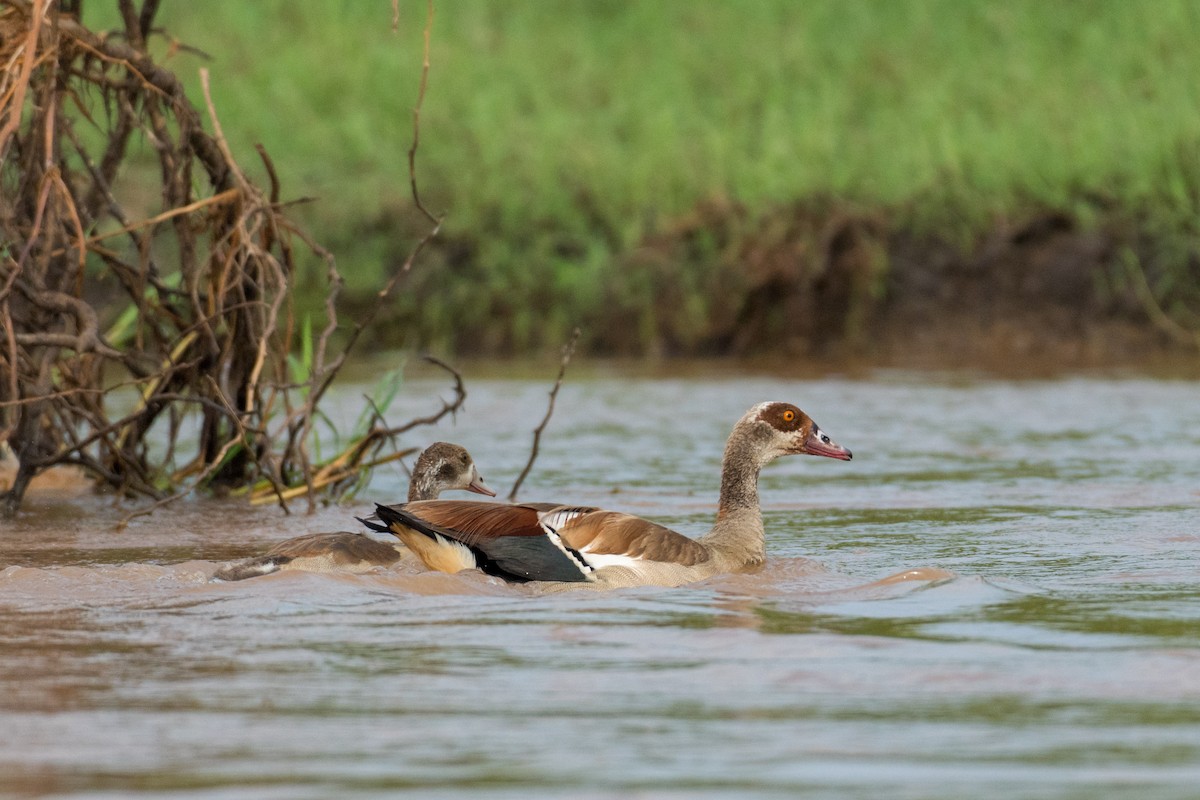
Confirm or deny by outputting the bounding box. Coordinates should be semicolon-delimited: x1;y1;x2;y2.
537;507;592;534
573;547;645;571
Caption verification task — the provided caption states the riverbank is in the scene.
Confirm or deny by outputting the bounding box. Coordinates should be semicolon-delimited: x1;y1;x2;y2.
348;198;1200;369
98;2;1200;364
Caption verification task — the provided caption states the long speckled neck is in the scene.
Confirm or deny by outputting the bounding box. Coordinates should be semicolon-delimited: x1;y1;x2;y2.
407;468;438;502
699;420;771;570
408;451;447;501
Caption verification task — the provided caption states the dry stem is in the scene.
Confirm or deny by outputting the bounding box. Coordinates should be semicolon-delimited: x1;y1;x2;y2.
508;328;581;501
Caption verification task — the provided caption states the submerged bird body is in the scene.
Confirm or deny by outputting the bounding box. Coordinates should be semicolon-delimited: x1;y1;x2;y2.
215;531;406;580
213;442;494;581
364;402;851;589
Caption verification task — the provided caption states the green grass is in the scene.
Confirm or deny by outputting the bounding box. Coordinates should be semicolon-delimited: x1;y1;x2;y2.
86;0;1200;351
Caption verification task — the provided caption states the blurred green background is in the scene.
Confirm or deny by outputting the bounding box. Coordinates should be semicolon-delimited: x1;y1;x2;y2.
94;1;1200;357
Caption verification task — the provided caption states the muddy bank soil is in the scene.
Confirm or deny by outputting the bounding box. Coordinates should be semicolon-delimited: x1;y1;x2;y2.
618;200;1197;368
358;199;1200;371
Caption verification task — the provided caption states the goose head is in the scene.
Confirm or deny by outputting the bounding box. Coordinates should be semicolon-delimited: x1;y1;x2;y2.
409;442;496;501
740;401;853;464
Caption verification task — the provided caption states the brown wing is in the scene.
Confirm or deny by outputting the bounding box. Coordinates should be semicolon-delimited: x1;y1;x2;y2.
374;501;595;582
553;510;711;567
400;500;597;548
267;532;401;564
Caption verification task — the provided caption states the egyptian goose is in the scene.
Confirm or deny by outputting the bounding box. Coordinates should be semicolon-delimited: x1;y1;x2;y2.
362;401;851;588
212;442;494;581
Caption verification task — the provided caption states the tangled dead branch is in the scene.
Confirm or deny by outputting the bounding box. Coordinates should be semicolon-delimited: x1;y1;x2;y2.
0;0;452;517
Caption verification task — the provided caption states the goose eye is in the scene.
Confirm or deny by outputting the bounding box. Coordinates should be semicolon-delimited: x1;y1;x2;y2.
782;409;795;423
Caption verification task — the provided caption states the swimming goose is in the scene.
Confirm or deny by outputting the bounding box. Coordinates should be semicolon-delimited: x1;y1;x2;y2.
362;401;851;589
212;442;494;581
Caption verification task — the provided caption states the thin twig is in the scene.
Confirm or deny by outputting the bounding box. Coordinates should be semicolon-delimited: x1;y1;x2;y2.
407;0;438;228
394;355;465;429
78;189;240;247
304;0;443;427
508;328;581;501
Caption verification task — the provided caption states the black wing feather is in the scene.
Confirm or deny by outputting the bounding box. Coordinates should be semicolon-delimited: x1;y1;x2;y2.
475;535;591;582
369;503;590;583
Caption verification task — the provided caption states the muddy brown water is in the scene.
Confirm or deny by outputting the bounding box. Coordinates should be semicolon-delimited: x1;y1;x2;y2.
2;372;1199;798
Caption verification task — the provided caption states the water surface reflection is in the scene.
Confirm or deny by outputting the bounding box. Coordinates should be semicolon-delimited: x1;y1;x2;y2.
2;374;1199;798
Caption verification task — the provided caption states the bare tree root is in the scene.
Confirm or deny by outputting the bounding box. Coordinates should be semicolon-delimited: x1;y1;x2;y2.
0;1;455;518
